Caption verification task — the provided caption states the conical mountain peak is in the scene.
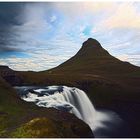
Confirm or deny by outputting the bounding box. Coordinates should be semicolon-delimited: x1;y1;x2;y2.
2;38;135;75
48;38;140;75
77;38;109;57
82;38;102;48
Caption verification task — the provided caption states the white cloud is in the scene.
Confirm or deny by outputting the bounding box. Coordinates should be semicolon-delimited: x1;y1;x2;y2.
117;54;140;66
50;15;57;23
0;37;81;71
54;2;116;16
99;3;140;30
0;54;64;71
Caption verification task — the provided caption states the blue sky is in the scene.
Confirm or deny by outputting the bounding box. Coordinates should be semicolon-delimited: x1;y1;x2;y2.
0;2;140;71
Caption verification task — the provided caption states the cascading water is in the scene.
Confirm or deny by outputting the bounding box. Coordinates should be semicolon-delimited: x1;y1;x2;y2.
15;86;97;130
15;85;124;137
61;86;97;130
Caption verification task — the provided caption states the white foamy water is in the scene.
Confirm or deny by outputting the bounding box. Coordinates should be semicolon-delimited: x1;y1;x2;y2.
15;86;124;137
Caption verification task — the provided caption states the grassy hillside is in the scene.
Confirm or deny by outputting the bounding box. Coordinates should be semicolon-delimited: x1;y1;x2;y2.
0;76;93;138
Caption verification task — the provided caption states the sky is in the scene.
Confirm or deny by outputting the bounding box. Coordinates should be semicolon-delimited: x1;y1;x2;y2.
0;2;140;71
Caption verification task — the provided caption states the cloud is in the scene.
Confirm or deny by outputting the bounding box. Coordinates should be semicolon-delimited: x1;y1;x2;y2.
0;46;21;52
100;3;140;29
0;53;69;71
0;3;26;26
54;2;116;16
50;15;57;23
0;37;80;71
0;2;140;71
117;54;140;66
0;3;26;53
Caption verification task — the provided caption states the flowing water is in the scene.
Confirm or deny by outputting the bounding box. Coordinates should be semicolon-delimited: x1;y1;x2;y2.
15;85;131;138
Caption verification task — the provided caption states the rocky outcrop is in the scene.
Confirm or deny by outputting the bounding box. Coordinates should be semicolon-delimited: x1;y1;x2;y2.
11;113;94;138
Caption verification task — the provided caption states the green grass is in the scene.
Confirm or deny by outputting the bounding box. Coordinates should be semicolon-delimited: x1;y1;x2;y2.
11;117;76;138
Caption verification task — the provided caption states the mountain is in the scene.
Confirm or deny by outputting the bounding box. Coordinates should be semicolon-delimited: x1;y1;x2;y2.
49;38;140;75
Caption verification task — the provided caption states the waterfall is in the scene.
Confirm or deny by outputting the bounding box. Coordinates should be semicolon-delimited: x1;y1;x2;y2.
15;85;124;137
61;86;96;129
15;86;104;131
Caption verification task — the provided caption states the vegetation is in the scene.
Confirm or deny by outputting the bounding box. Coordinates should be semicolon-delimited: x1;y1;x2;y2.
12;117;92;138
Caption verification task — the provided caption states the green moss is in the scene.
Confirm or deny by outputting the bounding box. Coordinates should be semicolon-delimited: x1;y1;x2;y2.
11;117;78;138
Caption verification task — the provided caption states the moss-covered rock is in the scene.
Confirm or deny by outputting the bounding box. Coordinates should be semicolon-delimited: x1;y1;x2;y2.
11;116;93;138
12;117;78;138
